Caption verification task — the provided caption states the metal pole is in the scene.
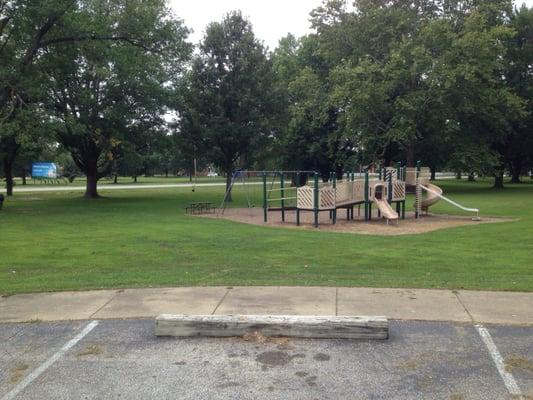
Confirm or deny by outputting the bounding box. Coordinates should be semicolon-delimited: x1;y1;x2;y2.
262;173;268;223
313;173;319;228
296;172;301;226
332;173;337;224
192;158;197;192
280;172;285;222
364;170;369;221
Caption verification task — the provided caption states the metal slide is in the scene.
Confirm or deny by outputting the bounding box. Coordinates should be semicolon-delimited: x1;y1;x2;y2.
420;183;443;210
374;198;399;222
420;184;479;218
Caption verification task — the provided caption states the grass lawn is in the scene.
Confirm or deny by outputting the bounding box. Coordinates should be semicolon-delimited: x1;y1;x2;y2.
1;178;532;295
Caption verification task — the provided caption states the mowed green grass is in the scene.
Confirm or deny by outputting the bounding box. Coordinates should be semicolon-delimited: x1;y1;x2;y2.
1;178;532;295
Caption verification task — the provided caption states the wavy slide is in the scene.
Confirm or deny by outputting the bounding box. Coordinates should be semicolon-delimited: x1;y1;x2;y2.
420;183;443;211
418;183;480;219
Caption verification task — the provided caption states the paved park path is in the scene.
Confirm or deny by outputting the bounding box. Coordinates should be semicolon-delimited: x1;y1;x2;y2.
1;286;532;325
0;181;232;193
1;173;457;194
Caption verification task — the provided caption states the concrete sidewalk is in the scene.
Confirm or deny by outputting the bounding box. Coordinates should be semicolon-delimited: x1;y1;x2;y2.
1;286;532;325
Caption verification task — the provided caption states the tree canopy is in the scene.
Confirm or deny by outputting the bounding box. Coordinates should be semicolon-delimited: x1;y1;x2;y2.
2;0;532;195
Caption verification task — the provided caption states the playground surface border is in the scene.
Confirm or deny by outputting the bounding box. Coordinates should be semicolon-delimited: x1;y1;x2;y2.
203;208;513;236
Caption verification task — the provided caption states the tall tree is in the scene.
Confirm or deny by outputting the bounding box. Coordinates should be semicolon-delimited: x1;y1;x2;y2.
0;1;76;195
503;4;533;183
181;11;275;197
43;0;191;197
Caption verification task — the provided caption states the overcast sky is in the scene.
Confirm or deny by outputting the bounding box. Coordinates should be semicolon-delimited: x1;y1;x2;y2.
170;0;533;50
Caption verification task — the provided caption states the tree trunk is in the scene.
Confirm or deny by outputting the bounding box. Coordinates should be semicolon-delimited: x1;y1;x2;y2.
430;166;436;181
510;173;520;184
406;140;415;167
468;173;475;182
22;168;27;185
85;172;99;198
509;159;522;184
225;170;232;202
113;174;118;184
455;171;462;180
493;175;504;189
320;169;330;182
3;156;14;196
335;164;344;180
493;169;504;189
165;168;169;178
133;176;137;183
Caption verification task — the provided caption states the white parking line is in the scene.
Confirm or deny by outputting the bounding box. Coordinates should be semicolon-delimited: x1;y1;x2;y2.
475;324;523;398
1;320;99;400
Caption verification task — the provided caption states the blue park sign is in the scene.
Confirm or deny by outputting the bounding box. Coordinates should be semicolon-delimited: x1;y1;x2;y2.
32;163;58;179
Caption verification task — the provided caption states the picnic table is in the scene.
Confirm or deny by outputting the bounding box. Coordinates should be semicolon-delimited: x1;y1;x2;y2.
186;202;216;215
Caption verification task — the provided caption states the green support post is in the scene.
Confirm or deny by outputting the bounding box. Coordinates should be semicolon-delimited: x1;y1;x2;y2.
415;160;421;219
262;173;268;223
387;170;393;203
295;171;301;226
280;173;285;222
364;170;369;221
332;173;337;224
313;173;319;228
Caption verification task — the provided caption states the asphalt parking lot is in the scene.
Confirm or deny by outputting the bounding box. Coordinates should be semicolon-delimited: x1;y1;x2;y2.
1;319;532;399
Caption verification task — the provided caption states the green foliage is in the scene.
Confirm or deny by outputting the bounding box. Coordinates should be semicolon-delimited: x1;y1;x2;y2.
1;0;191;196
277;0;531;187
180;11;275;189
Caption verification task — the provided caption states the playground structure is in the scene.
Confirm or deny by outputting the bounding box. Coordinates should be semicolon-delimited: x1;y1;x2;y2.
291;168;406;227
218;162;479;228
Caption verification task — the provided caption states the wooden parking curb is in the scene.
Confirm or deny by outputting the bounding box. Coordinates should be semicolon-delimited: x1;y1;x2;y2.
155;314;388;340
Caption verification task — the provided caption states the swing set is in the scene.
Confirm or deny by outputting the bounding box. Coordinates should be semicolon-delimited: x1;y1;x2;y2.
217;170;316;219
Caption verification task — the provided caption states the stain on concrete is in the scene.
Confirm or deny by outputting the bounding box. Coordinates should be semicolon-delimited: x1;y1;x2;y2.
295;371;308;378
305;375;317;387
174;361;186;366
256;351;292;367
416;373;434;390
217;381;239;389
505;356;533;374
449;394;465;400
9;363;29;384
313;353;330;362
256;351;306;368
228;350;249;358
396;360;418;371
76;344;102;357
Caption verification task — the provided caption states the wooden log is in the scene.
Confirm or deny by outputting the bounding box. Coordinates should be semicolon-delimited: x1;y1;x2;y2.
155;314;388;340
